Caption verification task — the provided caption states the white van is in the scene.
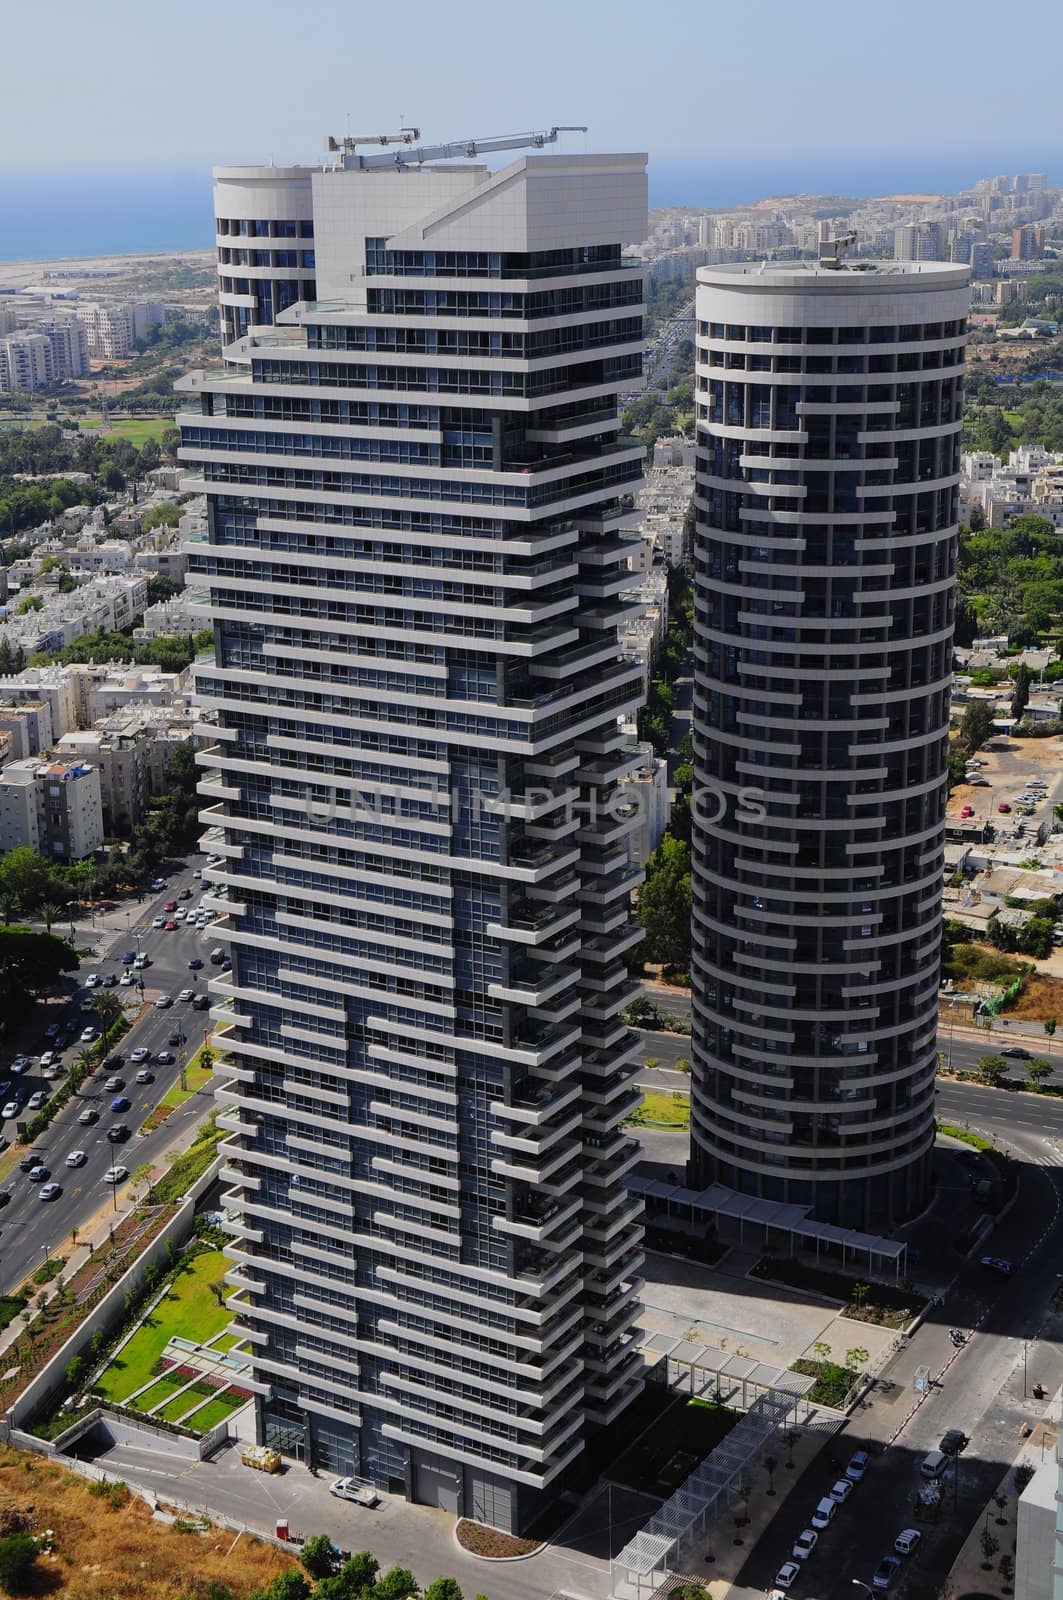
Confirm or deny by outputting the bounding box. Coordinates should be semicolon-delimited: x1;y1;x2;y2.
810;1497;837;1529
919;1450;948;1479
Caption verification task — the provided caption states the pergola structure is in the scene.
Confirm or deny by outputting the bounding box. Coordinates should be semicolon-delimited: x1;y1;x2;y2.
640;1331;817;1410
608;1385;808;1600
631;1176;908;1284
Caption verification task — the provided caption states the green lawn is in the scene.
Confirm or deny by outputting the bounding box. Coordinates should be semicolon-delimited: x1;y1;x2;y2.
182;1392;247;1433
626;1089;690;1128
93;1249;230;1404
609;1397;737;1493
103;417;173;446
127;1373;187;1412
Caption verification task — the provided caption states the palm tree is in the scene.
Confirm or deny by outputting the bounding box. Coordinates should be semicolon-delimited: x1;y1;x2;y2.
38;900;64;933
92;992;120;1028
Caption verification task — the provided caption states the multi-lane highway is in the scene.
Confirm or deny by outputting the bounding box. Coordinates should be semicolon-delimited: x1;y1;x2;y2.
0;855;220;1294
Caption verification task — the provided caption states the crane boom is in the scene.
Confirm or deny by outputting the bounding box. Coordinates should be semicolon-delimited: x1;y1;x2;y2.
328;126;588;171
325;129;420;154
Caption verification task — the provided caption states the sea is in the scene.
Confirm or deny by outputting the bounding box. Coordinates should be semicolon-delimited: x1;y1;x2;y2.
0;154;1058;262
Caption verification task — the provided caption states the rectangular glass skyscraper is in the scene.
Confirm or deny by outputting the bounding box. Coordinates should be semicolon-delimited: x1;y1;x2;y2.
178;146;649;1532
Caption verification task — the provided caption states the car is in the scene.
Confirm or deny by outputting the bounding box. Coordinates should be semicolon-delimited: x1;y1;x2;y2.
997;802;1012;813
155;1050;174;1065
179;886;193;899
894;1529;922;1557
104;1054;124;1070
27;1164;49;1182
134;1068;154;1084
129;1047;150;1063
960;804;973;817
774;1563;801;1592
107;1125;130;1143
164;900;177;912
192;994;210;1011
152;916;165;929
2;1102;20;1121
940;1429;969;1457
155;995;173;1009
79;1027;97;1044
84;974;99;990
103;1077;125;1092
1001;1047;1031;1059
872;1556;902;1591
810;1497;836;1530
39;1183;61;1201
980;1255;1014;1275
41;1063;65;1081
173;909;186;922
328;1477;380;1506
845;1451;870;1482
121;951;136;965
0;1191;10;1209
26;1092;46;1111
44;1023;59;1039
110;1096;131;1113
134;953;149;968
210;948;226;964
103;973;118;987
11;1056;28;1073
65;1149;87;1168
39;1050;57;1068
919;1450;949;1479
792;1530;818;1562
18;1152;42;1173
193;868;203;879
188;957;204;970
178;988;195;1002
968;775;990;786
164;920;177;932
104;1165;129;1184
151;878;166;892
119;971;135;986
77;1107;98;1125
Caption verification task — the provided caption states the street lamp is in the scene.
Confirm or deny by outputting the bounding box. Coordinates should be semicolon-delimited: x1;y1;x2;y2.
109;1173;119;1213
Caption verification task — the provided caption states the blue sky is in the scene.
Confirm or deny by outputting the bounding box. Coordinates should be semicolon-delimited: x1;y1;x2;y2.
2;0;1059;181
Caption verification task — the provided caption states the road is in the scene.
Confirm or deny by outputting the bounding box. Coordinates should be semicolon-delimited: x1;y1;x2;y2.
0;854;219;1294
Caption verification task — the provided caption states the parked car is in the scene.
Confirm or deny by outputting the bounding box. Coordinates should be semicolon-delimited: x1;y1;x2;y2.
980;1255;1014;1275
192;995;210;1010
997;802;1012;813
919;1450;949;1480
10;1056;29;1074
39;1051;57;1068
66;1150;86;1168
2;1102;20;1121
940;1429;969;1457
872;1556;902;1591
894;1529;922;1557
774;1563;801;1592
79;1027;97;1044
792;1530;818;1561
26;1092;46;1111
845;1451;870;1482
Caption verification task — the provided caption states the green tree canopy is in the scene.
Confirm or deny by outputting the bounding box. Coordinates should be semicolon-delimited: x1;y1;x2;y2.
636;834;691;967
0;926;79;1001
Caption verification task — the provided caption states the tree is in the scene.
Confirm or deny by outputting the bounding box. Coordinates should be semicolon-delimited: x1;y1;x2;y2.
977;1054;1009;1087
959;702;995;753
0;926;79;1002
1044;1018;1057;1046
299;1536;338;1580
763;1454;778;1496
993;1491;1008;1524
1014;1463;1035;1495
65;1355;85;1389
999;1552;1015;1592
208;1279;227;1306
0;1533;38;1595
37;899;64;933
1011;663;1032;723
372;1570;419;1600
849;1281;870;1309
327;1553;380;1598
635;834;691;967
1026;1058;1052;1086
844;1347;870;1373
423;1582;464;1600
784;1428;799;1468
980;1524;1000;1569
0;846;57;918
262;1574;311;1600
811;1340;831;1363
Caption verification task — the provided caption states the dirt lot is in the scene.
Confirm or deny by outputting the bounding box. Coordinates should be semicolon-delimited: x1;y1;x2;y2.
0;1445;296;1598
1000;970;1063;1022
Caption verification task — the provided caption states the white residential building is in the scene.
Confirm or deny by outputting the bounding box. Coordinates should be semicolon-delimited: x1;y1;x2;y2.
0;763;41;852
0;331;55;392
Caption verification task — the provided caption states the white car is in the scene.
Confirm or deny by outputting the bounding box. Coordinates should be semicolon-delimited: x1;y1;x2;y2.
894;1529;921;1557
1;1102;19;1120
846;1451;870;1482
152;916;165;929
84;974;99;990
134;953;149;968
65;1150;87;1168
178;989;195;1002
173;908;186;922
11;1056;28;1072
129;1047;150;1063
328;1477;379;1507
79;1027;97;1044
119;971;135;986
39;1050;58;1068
774;1562;802;1592
829;1478;854;1504
792;1530;818;1562
103;1166;128;1184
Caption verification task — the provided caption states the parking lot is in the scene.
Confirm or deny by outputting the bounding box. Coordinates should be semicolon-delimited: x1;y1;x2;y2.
0;852;223;1295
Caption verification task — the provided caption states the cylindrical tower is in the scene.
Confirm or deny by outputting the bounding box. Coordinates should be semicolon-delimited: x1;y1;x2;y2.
213;166;316;347
689;259;970;1229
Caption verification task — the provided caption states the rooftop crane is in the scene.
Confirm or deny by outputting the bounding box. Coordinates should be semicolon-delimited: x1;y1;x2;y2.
324;126;588;171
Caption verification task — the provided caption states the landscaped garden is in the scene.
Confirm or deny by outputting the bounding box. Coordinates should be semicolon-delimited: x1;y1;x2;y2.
608;1396;737;1494
91;1245;249;1433
748;1255;925;1329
